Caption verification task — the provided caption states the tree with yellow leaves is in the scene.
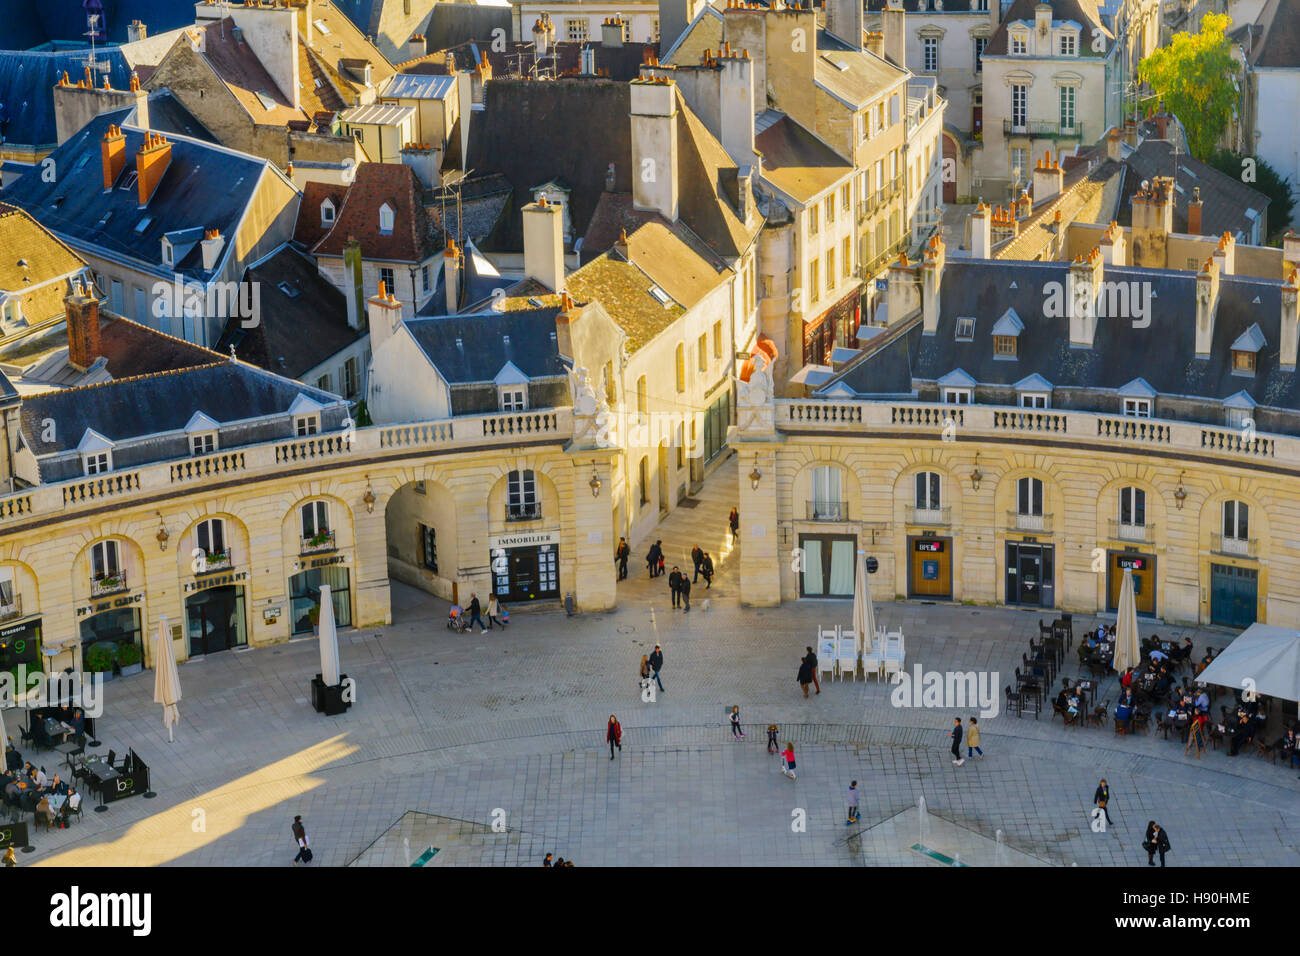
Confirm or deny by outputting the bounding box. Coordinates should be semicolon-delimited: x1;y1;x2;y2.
1139;13;1237;161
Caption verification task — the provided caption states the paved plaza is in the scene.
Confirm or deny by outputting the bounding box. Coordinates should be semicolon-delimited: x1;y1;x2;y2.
7;477;1300;866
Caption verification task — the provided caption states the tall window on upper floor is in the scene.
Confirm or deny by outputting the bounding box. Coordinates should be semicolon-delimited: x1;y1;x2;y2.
1060;86;1076;132
507;469;539;520
91;540;121;581
636;376;647;421
1119;487;1146;528
1011;85;1027;129
675;344;686;393
638;457;649;506
1222;501;1249;541
301;501;330;539
922;37;938;72
196;517;227;560
378;203;395;235
809;465;844;521
1017;477;1043;516
1011;33;1027;55
1059;33;1077;56
915;471;941;512
974;37;987;72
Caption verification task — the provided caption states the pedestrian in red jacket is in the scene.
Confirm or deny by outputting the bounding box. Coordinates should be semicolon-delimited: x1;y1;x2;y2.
607;715;622;760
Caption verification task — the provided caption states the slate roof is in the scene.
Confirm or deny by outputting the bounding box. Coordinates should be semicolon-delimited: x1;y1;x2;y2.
219;244;360;379
865;0;985;8
312;161;440;262
399;40;658;82
428;173;512;247
815;30;908;105
19;312;221;386
0;48;132;149
826;259;1300;411
405;308;567;384
1117;139;1270;239
1246;0;1300;68
754;112;853;204
0;367;17;408
984;0;1109;57
425;2;514;55
297;1;396;94
2;112;275;281
18;360;343;453
0;0;194;47
144;90;218;143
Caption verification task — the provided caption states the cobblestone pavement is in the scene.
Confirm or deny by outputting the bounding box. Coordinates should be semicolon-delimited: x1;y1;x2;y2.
8;511;1299;866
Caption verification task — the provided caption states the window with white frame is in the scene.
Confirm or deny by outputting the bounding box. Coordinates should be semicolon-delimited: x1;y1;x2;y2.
191;432;217;456
1020;392;1048;408
1011;85;1027;128
974;36;987;71
195;517;227;562
1011;32;1027;55
1059;32;1076;56
507;469;539;519
321;199;335;225
1226;405;1251;428
1119;487;1146;528
378;203;395;235
421;265;430;293
84;450;111;475
943;388;971;404
295;413;319;436
301;501;330;542
1059;86;1076;131
1222;500;1249;541
1017;476;1044;516
1123;398;1151;417
915;471;942;511
500;386;526;412
91;540;120;581
1010;146;1028;182
810;465;844;520
922;37;938;72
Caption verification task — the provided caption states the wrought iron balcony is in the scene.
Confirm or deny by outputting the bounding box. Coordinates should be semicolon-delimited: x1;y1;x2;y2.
505;503;543;522
1006;511;1053;534
0;594;21;623
906;506;952;527
301;530;337;555
805;500;849;522
196;548;233;574
1002;120;1084;140
90;569;128;598
1211;534;1257;558
1108;520;1155;544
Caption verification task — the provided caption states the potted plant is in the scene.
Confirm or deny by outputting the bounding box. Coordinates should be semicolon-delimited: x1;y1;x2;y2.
115;642;143;677
85;643;115;678
308;603;321;635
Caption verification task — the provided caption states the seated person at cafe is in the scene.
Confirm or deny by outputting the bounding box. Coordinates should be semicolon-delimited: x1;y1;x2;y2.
1195;688;1210;713
4;742;20;773
1055;684;1071;713
69;708;85;734
1119;667;1135;689
30;764;46;788
35;794;55;828
1281;729;1300;768
48;775;68;796
1116;699;1133;724
62;786;81;820
1197;648;1215;675
1153;668;1174;698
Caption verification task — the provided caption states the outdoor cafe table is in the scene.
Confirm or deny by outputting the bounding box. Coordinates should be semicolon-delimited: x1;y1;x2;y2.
44;719;74;746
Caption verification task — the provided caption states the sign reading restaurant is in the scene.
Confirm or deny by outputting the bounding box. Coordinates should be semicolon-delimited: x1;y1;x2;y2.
489;531;560;550
184;570;250;593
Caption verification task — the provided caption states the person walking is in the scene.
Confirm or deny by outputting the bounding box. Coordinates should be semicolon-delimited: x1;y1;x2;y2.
486;593;502;630
639;655;652;692
729;705;745;739
701;552;714;588
767;724;780;754
845;781;860;826
1094;779;1113;826
543;853;553;867
606;715;623;759
797;655;814;698
467;593;486;632
780;743;796;780
729;507;740;542
615;538;630;580
668;566;683;608
648;643;665;693
804;646;821;695
291;815;312;865
646;541;663;578
691;545;704;583
966;716;983;759
950;717;964;765
679;573;691;612
1143;822;1171;867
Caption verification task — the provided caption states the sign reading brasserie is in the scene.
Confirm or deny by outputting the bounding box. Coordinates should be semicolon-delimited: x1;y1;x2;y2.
489;531;560;550
184;570;250;593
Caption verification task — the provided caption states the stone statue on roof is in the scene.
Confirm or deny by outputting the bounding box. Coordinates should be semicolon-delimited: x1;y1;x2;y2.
736;357;775;436
570;365;616;448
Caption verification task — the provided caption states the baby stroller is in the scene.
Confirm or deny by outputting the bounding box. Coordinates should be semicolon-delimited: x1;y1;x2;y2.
447;605;468;633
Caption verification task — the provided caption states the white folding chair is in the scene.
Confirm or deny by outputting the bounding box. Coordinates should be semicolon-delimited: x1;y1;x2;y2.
882;633;903;682
818;634;838;681
837;629;858;681
862;639;884;680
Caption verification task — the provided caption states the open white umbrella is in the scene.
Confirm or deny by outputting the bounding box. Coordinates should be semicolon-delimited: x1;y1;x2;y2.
153;615;182;743
318;585;341;687
1112;569;1140;675
853;551;878;653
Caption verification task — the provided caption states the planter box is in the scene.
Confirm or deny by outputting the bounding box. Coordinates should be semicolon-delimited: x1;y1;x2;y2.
119;663;143;677
311;673;351;716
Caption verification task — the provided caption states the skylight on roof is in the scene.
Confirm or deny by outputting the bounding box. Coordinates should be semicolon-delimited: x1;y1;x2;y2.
314;19;331;35
135;215;152;233
527;297;545;308
255;90;278;111
74;153;90;171
648;285;672;307
954;317;975;341
278;281;301;298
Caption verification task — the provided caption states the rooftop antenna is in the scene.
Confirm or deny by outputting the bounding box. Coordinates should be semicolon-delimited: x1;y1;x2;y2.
82;14;111;78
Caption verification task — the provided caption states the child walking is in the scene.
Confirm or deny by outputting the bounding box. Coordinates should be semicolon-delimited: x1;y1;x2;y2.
766;724;780;754
780;743;797;780
966;716;984;759
729;705;745;739
845;781;860;826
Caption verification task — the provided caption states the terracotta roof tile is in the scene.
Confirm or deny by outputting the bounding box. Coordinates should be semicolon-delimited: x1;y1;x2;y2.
311;162;439;262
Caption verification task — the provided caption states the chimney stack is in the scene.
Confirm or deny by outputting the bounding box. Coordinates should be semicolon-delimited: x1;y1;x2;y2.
1130;177;1173;268
719;50;755;165
921;235;945;334
885;253;921;327
1068;249;1104;349
366;281;404;353
1195;256;1221;358
126;19;147;42
135;131;172;206
969;203;992;259
533;13;552;57
630;77;679;220
1031;151;1063;204
864;30;884;58
881;0;905;68
522;198;566;294
343;236;364;329
1106;127;1122;162
1283;229;1300;276
1213;231;1236;276
1098;221;1126;266
101;124;126;190
444;239;462;314
602;16;624;47
1281;269;1299;370
65;284;101;372
553;293;581;362
826;0;865;51
406;32;426;61
1187;186;1203;236
200;228;225;272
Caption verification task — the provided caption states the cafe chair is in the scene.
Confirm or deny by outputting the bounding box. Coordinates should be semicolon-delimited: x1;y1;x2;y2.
862;640;885;681
1132;709;1151;735
62;735;86;772
62;801;82;827
1256;737;1277;763
1086;701;1109;728
105;749;116;770
1004;685;1021;718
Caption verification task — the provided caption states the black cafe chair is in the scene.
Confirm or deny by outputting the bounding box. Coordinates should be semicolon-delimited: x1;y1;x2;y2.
1004;685;1022;718
105;749;116;769
63;800;83;827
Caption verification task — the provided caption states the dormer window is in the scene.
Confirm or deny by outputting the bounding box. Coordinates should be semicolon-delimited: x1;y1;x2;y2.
500;387;526;412
378;203;394;235
991;308;1023;359
1011;33;1027;55
938;368;976;404
1230;323;1264;377
1015;374;1052;408
77;428;114;476
288;394;324;436
1123;398;1152;417
1223;390;1256;429
994;336;1017;357
1059;33;1077;56
161;238;173;266
954;317;975;341
191;432;216;455
321;199;336;225
1232;350;1256;374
